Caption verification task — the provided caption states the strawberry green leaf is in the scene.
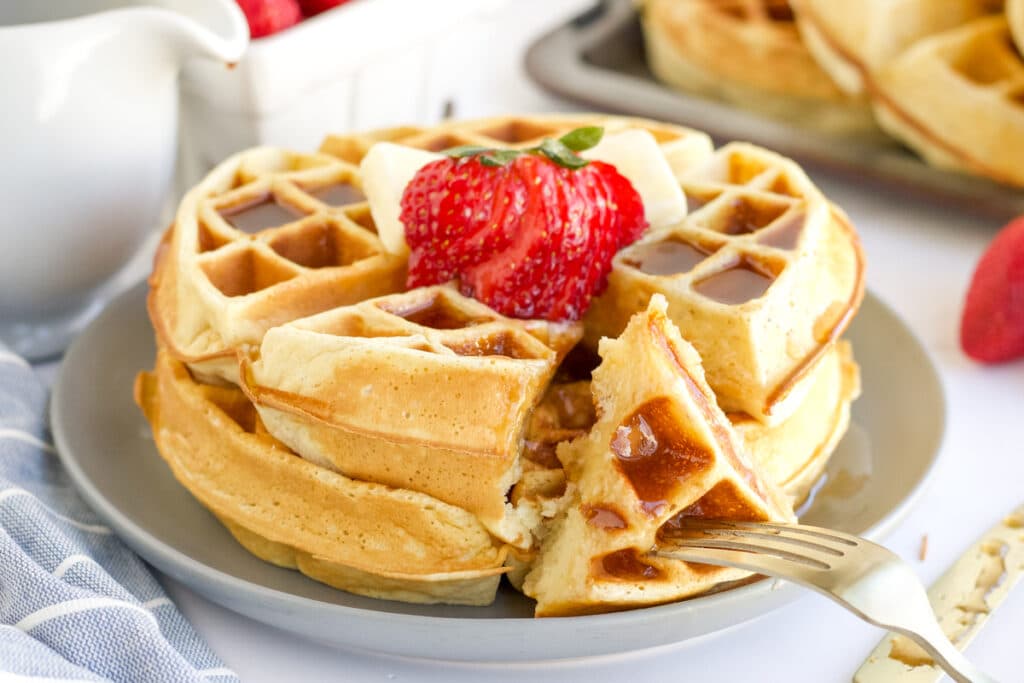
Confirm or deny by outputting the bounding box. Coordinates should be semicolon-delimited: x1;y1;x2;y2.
479;149;520;167
443;145;494;158
539;139;589;169
558;126;604;152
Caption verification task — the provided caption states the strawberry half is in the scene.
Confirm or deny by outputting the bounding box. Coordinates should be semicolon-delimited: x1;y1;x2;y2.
400;127;647;322
960;216;1024;363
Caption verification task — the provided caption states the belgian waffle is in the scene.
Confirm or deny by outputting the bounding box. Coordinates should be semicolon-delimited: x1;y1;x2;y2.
138;113;866;613
641;0;875;133
523;296;795;616
135;351;508;605
151;116;713;385
584;142;865;425
238;285;581;548
791;0;1000;96
872;15;1024;187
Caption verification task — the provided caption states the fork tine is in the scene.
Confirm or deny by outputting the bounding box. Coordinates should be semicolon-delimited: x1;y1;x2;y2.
652;541;830;574
655;532;831;573
668;524;846;557
725;520;860;546
673;519;861;552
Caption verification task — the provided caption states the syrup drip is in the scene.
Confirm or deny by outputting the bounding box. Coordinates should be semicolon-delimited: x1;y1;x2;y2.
624;239;711;276
693;258;776;305
221;195;305;233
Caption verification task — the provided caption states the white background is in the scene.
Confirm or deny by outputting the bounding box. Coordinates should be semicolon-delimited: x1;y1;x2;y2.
141;1;1024;680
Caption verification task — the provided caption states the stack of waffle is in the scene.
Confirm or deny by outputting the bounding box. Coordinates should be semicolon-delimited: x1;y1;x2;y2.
137;114;862;615
640;0;1024;187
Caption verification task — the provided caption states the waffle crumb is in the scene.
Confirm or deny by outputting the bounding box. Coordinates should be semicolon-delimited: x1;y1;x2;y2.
919;534;928;562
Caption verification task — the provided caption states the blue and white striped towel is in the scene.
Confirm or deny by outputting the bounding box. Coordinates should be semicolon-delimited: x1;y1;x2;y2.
0;345;238;682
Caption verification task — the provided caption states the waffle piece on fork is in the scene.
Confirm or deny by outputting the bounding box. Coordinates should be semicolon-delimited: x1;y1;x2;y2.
523;296;795;616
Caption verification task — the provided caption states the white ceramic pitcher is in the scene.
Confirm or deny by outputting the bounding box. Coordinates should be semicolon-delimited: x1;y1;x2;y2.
0;1;247;360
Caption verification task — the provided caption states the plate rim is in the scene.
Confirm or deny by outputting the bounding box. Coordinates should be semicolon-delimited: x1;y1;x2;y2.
50;280;947;661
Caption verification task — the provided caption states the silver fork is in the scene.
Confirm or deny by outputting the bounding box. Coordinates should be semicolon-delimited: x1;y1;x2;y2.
653;519;998;683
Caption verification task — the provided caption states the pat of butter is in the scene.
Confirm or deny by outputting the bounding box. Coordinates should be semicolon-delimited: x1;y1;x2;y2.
582;129;689;231
360;142;442;255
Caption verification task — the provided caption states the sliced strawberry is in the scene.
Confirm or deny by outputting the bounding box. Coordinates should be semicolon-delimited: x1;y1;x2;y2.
400;128;647;321
961;216;1024;363
236;0;302;38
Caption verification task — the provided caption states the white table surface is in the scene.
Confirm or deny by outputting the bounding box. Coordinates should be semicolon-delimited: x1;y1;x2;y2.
50;1;1024;680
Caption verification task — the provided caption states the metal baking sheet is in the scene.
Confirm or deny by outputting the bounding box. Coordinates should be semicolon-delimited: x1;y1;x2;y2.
525;0;1024;219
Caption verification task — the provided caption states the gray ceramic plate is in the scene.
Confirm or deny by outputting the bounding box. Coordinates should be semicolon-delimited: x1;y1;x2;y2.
51;281;945;662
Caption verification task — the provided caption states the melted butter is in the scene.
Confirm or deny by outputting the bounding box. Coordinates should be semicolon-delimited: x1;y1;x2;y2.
930;541;1009;650
1004;512;1024;529
887;636;934;667
955;541;1008;615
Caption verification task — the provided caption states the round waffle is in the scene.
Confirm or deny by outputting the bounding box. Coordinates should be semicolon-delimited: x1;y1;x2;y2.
791;0;1000;96
641;0;875;133
871;15;1024;187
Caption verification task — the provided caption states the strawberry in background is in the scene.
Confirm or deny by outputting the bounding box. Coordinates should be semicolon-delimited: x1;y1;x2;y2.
237;0;301;37
237;0;353;39
299;0;353;16
960;216;1024;363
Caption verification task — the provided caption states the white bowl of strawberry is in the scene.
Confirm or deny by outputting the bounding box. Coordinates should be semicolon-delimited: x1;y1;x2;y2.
178;0;508;189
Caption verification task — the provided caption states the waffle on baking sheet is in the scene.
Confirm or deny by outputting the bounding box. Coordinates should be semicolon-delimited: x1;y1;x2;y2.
640;0;876;133
641;0;1024;188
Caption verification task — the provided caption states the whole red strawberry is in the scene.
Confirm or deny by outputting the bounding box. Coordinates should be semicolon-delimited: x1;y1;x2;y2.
960;216;1024;363
237;0;302;38
299;0;351;16
400;127;647;321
